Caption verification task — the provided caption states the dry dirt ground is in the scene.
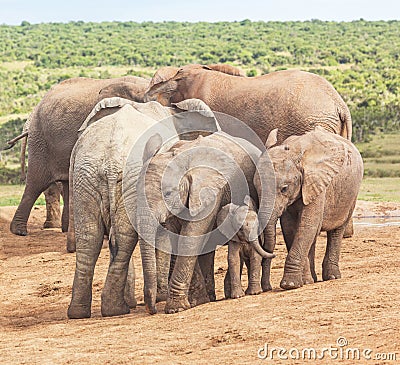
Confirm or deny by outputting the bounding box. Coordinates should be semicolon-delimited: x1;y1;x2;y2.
1;202;399;364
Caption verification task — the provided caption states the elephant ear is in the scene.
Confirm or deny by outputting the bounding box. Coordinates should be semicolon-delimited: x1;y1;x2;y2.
79;97;134;132
148;66;180;89
206;64;245;76
187;148;237;218
142;133;163;163
172;98;221;139
217;203;240;239
301;128;346;206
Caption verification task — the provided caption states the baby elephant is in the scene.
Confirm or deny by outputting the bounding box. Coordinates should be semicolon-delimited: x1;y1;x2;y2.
255;127;363;291
217;196;275;299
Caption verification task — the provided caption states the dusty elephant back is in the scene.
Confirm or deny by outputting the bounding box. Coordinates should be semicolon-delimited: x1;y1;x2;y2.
147;66;352;144
29;76;149;180
214;70;351;144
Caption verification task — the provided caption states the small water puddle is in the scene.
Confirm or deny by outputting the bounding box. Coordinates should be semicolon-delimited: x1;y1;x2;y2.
354;216;400;227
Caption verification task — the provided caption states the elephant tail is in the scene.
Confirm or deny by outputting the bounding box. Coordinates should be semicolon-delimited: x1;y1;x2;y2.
20;134;27;182
339;105;352;141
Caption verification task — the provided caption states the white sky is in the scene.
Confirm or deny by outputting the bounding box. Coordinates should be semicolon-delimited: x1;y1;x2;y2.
0;0;399;25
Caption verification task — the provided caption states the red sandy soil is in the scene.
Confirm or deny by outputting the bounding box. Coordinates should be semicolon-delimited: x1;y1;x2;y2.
0;202;399;364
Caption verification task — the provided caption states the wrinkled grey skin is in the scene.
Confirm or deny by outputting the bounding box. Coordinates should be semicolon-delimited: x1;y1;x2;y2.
136;132;262;314
254;127;363;292
145;64;355;238
145;64;352;144
217;197;275;299
9;76;149;239
68;98;220;318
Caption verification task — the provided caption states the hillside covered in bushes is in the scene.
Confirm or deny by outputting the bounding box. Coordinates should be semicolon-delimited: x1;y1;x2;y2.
1;19;399;182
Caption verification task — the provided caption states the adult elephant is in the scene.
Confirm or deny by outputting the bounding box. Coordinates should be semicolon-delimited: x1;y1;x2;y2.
144;64;355;238
144;64;352;144
136;131;265;314
68;97;220;318
9;75;149;238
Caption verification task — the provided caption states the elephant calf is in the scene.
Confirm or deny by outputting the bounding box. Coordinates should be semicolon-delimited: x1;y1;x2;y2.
255;127;363;291
217;196;275;299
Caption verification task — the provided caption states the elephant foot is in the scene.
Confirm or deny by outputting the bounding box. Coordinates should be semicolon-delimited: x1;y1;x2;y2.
10;220;27;236
164;295;191;314
322;264;341;281
43;220;61;229
230;286;245;299
144;289;157;315
224;283;232;299
67;303;91;319
261;281;272;292
156;292;168;303
189;292;210;308
101;300;130;317
124;293;137;309
302;274;315;285
280;273;303;290
245;284;262;296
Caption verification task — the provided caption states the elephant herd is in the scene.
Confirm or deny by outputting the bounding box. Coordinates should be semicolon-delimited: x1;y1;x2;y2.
6;63;363;318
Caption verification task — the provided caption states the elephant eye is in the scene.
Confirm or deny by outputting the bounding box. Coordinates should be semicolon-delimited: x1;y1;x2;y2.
280;185;289;193
164;191;172;198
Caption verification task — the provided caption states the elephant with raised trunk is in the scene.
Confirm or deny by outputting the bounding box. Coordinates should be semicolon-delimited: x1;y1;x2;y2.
136;130;268;314
9;75;149;239
67;97;220;318
217;196;275;299
254;127;363;292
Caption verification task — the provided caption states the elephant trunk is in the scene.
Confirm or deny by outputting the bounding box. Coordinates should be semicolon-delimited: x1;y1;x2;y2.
263;212;279;253
250;238;276;259
137;207;158;315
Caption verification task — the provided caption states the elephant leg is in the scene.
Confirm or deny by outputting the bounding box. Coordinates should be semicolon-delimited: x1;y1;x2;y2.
308;240;317;283
156;248;170;302
322;224;346;281
66;178;76;253
228;243;244;299
280;198;324;290
101;209;137;317
224;254;244;298
67;193;104;319
198;251;216;302
43;182;62;229
343;217;354;238
282;210;315;285
165;213;219;314
60;181;69;233
188;259;210;307
154;225;175;302
165;254;196;314
124;255;137;309
245;250;262;295
261;258;273;292
10;170;52;236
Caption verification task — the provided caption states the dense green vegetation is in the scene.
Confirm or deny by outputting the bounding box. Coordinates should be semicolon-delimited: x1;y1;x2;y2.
0;20;399;184
357;133;400;177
